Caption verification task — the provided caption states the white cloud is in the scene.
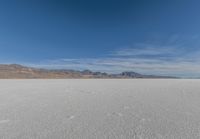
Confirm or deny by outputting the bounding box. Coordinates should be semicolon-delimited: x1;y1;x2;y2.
26;56;200;78
25;35;200;78
111;43;178;57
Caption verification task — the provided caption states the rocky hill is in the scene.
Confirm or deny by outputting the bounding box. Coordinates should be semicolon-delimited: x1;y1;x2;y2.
0;64;176;79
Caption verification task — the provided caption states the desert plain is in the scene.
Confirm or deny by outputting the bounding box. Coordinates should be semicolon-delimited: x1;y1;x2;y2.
0;79;200;139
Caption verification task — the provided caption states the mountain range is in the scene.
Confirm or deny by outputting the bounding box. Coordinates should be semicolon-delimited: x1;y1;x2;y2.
0;64;176;79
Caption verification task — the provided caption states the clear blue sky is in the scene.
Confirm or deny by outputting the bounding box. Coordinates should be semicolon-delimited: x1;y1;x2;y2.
0;0;200;77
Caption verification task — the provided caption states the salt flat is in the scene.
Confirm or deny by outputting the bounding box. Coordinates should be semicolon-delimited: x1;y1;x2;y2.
0;79;200;139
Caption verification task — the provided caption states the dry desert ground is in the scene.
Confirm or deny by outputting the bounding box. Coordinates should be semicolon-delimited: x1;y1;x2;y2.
0;79;200;139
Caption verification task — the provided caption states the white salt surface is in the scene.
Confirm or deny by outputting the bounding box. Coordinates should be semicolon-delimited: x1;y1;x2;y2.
0;79;200;139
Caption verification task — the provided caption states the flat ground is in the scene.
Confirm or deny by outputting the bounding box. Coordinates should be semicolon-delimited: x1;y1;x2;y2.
0;79;200;139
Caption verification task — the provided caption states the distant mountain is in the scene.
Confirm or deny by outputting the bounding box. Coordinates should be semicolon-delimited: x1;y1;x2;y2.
120;71;144;78
0;64;177;79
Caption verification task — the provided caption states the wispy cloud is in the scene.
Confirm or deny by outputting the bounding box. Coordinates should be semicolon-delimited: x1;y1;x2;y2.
26;35;200;78
111;43;178;57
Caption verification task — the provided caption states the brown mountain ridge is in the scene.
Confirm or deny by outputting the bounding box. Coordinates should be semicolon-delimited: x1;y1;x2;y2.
0;64;176;79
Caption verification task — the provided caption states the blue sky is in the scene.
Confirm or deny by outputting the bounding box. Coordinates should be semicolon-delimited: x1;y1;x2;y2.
1;0;200;77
